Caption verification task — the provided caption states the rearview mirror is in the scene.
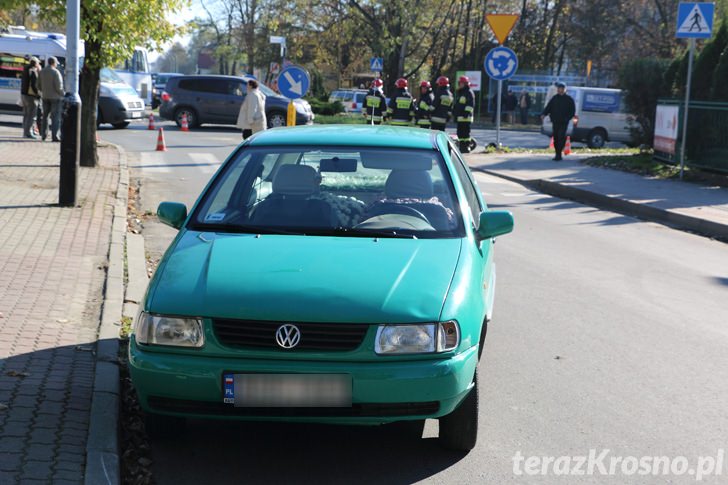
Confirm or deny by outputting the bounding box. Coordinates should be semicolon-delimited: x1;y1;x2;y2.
476;210;514;240
157;202;188;230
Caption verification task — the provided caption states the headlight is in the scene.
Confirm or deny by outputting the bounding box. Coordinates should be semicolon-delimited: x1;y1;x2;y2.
134;312;204;347
374;321;460;355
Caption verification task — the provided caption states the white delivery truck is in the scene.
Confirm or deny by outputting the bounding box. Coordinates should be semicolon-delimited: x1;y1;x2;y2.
541;86;641;148
0;28;145;128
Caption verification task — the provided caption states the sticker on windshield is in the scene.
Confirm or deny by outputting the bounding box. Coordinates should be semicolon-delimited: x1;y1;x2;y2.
205;212;226;222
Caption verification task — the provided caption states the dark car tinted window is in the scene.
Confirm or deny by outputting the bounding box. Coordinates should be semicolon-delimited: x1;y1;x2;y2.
177;78;231;95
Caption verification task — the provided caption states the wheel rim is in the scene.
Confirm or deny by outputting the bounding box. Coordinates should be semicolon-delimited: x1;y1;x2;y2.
270;114;286;127
592;133;605;147
177;110;194;126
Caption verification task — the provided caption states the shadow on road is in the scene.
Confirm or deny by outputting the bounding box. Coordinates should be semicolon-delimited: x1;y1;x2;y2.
151;419;465;485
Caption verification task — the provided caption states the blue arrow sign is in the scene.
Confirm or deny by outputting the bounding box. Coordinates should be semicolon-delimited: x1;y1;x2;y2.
484;47;518;81
370;57;384;72
676;2;715;39
277;65;310;99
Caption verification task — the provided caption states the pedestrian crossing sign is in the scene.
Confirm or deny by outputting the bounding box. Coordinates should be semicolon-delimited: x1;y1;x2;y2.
370;57;383;72
676;2;714;39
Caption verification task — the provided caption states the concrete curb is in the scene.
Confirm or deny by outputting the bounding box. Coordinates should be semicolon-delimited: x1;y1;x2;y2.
476;168;728;242
84;144;128;485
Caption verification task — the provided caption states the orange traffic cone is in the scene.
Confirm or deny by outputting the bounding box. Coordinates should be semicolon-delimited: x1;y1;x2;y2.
180;113;189;132
156;128;167;151
148;113;155;130
564;136;572;155
549;136;555;149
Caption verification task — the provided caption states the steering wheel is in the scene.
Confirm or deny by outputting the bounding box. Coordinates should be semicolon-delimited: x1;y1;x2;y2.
365;203;430;223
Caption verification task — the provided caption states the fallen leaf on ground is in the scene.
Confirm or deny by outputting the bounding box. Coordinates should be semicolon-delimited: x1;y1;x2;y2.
5;370;29;378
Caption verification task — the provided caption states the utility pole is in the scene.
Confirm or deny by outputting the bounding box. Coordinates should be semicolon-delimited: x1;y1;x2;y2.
59;0;81;206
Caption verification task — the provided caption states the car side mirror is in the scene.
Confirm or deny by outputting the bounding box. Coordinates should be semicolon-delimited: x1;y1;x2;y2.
476;210;514;240
157;202;187;230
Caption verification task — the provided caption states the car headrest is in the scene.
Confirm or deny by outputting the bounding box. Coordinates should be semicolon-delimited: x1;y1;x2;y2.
385;170;434;199
272;164;319;196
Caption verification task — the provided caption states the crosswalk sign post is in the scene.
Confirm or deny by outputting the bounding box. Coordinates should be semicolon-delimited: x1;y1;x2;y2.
676;2;715;179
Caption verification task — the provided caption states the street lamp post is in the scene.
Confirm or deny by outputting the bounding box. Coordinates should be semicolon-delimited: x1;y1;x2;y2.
59;0;81;206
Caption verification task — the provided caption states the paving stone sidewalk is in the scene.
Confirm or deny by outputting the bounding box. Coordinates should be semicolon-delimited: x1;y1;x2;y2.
0;129;119;484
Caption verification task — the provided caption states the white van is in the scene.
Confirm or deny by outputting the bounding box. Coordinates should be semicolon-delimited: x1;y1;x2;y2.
0;28;145;128
541;86;640;148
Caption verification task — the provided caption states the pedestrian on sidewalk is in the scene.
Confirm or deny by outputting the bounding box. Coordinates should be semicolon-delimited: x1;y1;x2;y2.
20;57;41;139
504;90;518;124
236;79;267;140
541;82;575;161
38;56;65;142
519;91;531;124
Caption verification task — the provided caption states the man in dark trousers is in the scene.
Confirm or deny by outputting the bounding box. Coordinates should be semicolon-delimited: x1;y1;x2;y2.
454;75;475;153
387;78;415;126
415;81;435;128
364;78;387;125
431;76;453;131
541;82;576;161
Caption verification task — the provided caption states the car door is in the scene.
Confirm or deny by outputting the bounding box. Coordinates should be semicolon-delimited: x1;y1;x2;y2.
196;79;232;124
221;79;246;124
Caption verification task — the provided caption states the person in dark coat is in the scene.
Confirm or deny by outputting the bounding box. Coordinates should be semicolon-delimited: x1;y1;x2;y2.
504;90;518;124
415;81;435;128
364;78;387;125
431;76;453;131
541;82;576;161
387;78;415;126
454;76;475;153
518;91;531;124
20;57;41;139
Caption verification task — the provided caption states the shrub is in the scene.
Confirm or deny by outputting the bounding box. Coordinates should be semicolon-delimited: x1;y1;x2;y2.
307;98;345;115
618;58;671;145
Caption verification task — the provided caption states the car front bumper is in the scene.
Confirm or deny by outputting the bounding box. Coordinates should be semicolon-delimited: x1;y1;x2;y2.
128;338;477;424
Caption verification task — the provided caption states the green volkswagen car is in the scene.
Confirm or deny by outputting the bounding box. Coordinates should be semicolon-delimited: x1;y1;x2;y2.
129;125;513;451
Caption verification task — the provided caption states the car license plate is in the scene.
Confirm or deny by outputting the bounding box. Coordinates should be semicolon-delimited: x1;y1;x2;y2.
223;373;352;408
130;111;142;118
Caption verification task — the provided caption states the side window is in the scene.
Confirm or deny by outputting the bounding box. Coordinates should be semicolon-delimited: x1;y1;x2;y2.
178;79;200;91
229;81;245;97
449;145;482;225
208;79;230;95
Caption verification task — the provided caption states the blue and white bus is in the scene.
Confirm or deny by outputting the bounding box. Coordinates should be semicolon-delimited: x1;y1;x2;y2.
114;47;153;106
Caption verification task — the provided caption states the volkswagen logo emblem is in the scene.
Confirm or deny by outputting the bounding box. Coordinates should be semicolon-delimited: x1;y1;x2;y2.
275;324;301;349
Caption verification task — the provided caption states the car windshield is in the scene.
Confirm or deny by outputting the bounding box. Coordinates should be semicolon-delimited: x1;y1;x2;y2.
191;146;464;239
257;83;277;97
100;67;124;84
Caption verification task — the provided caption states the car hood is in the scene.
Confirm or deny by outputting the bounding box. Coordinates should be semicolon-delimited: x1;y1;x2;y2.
148;231;462;323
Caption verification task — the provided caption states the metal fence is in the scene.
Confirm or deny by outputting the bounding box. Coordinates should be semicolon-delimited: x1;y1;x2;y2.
655;99;728;173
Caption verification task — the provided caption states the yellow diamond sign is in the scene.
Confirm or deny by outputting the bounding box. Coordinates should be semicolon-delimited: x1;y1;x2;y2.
486;14;520;44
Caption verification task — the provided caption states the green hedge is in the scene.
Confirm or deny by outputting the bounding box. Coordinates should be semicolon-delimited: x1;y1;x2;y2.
308;98;345;115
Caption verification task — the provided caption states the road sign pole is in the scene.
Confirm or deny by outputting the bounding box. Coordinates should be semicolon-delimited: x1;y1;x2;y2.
496;80;503;147
287;101;296;126
59;0;81;206
679;38;695;180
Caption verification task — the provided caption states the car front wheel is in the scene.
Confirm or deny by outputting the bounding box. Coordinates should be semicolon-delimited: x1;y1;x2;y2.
439;371;478;451
268;111;287;128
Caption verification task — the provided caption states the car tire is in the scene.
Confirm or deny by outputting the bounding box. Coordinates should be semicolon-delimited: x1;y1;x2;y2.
144;413;186;440
392;419;426;438
267;111;287;128
175;107;199;128
111;121;130;129
587;128;607;149
439;371;478;452
477;319;489;361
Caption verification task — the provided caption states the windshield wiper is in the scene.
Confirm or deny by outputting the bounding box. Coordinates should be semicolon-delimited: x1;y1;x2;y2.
190;223;305;236
317;227;418;239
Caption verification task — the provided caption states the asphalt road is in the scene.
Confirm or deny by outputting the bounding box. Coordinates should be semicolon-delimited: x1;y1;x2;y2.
103;122;728;484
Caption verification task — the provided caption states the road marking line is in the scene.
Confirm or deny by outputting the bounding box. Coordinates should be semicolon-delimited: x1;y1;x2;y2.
135;152;172;173
188;153;222;175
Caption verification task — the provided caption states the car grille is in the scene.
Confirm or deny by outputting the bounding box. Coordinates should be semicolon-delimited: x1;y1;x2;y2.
127;101;143;109
212;319;369;351
148;396;440;417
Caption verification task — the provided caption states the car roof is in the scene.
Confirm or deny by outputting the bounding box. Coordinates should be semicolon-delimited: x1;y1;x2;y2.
245;125;440;150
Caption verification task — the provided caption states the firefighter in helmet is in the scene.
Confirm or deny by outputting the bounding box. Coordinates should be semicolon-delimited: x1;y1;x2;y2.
430;76;453;131
387;78;415;126
415;81;435;129
364;78;387;125
454;75;475;152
